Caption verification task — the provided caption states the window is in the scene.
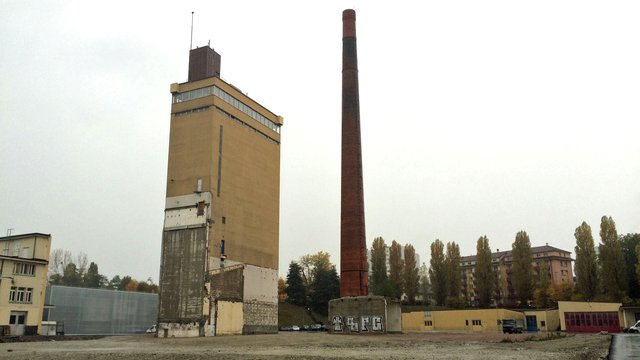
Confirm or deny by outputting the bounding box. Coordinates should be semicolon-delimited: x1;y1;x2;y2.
472;320;481;326
543;253;548;256
465;320;469;326
22;247;28;258
541;321;546;327
13;242;20;256
222;217;226;224
423;311;432;317
16;287;25;302
2;249;7;256
13;262;35;276
424;321;433;326
536;254;540;258
175;110;191;116
9;286;33;303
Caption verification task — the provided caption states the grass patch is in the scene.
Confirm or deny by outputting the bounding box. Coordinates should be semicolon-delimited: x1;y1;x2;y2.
278;301;328;327
499;338;514;343
534;332;567;341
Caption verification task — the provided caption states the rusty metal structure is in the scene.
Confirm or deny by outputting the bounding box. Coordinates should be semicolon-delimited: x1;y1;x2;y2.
340;9;368;297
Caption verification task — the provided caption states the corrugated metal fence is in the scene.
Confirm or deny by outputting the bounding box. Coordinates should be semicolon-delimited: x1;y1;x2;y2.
44;285;158;335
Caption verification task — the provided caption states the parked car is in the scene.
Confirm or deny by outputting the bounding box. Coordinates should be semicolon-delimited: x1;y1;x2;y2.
502;319;522;334
279;326;289;331
625;320;640;333
310;324;322;331
291;325;300;331
146;325;157;334
301;325;310;331
321;325;329;332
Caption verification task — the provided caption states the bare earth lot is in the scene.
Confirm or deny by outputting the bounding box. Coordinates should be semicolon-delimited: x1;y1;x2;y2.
0;331;610;360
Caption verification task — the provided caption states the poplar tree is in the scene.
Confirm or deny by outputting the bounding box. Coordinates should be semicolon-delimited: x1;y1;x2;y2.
403;244;419;304
574;222;598;300
534;261;552;308
389;240;405;299
445;242;461;298
429;239;447;306
620;233;640;300
599;216;626;302
512;231;534;306
475;236;493;308
419;262;430;303
370;237;388;291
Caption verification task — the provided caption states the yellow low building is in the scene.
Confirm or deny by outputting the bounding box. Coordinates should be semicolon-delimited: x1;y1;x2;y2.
404;301;623;333
0;233;51;335
403;309;524;332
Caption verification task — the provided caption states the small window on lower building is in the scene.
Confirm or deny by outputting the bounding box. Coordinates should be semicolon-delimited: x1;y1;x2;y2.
472;320;481;326
466;320;469;326
541;321;546;327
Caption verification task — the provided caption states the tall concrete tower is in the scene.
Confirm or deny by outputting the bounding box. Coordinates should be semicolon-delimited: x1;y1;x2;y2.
157;46;283;337
340;9;368;297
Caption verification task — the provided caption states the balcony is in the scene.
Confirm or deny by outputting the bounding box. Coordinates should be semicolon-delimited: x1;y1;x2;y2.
534;266;540;271
462;281;467;286
462;274;467;278
506;269;513;274
494;295;502;299
507;286;513;290
508;293;518;299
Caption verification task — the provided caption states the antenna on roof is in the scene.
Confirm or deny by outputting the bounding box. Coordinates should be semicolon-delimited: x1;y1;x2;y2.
190;12;194;50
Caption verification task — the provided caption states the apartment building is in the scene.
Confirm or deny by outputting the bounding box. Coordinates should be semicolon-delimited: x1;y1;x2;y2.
460;244;574;307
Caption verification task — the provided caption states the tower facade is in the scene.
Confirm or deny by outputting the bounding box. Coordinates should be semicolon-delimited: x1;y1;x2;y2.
340;9;369;297
157;46;283;336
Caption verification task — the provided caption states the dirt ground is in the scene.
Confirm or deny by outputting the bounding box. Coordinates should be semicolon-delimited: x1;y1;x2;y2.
0;331;610;359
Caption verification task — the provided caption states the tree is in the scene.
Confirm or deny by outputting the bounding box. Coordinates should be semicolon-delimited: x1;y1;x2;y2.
534;261;552;308
126;279;139;292
419;262;430;304
429;239;447;306
83;262;102;288
118;276;132;291
574;222;599;300
299;251;331;290
498;264;508;307
475;236;493;308
389;240;404;299
278;277;288;300
310;265;340;315
599;216;626;302
285;261;306;305
75;252;89;278
370;237;388;292
48;248;72;281
445;242;461;298
109;275;122;289
512;231;534;306
620;233;640;300
403;244;419;305
61;262;82;287
137;281;151;293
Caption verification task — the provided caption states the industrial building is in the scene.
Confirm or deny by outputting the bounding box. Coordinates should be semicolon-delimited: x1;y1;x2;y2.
157;45;283;337
0;233;51;335
460;244;574;307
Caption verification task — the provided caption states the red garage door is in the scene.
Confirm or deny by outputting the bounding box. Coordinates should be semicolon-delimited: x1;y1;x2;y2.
564;312;619;333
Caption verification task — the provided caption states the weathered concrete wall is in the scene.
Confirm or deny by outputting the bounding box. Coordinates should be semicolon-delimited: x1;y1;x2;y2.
209;264;244;302
242;265;278;334
328;296;401;334
158;227;207;328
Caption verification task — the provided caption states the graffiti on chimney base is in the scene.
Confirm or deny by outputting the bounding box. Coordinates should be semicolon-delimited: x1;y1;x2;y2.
332;315;383;333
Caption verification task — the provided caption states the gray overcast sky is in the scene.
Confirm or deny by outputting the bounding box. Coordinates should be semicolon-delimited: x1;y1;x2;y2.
1;1;639;282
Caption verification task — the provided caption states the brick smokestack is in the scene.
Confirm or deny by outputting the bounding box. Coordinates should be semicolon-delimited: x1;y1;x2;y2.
340;9;368;297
